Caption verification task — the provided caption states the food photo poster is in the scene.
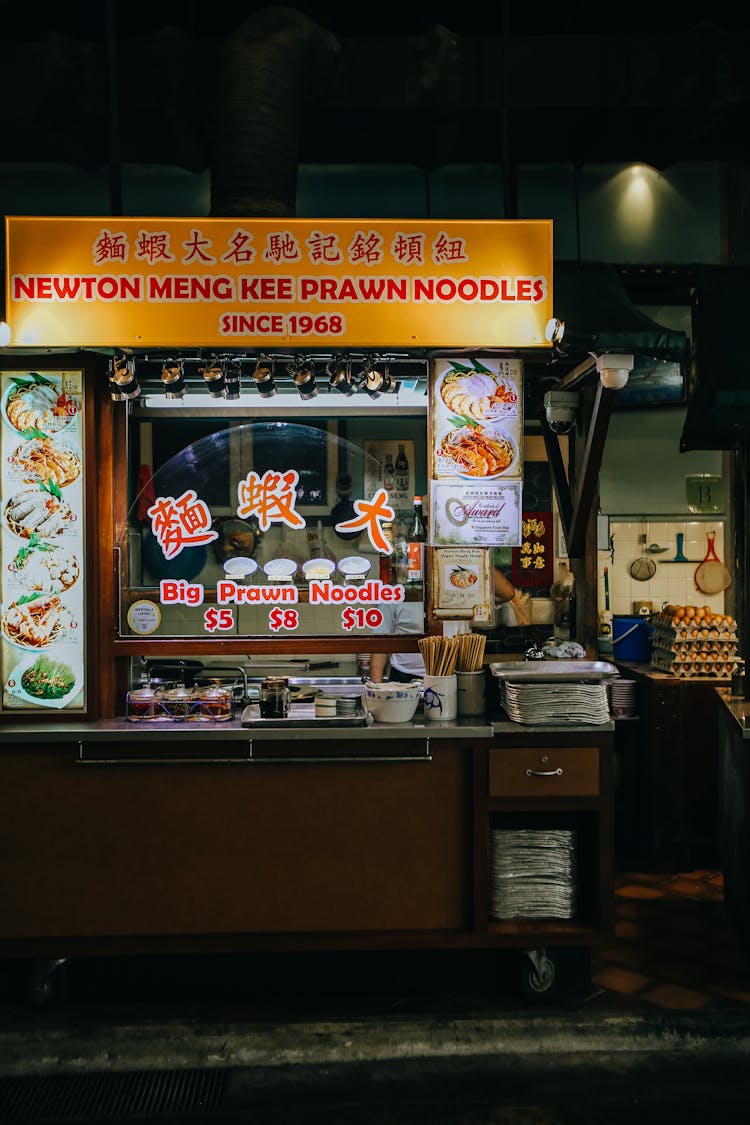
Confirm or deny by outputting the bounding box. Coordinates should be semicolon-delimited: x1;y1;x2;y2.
1;370;86;712
429;356;523;548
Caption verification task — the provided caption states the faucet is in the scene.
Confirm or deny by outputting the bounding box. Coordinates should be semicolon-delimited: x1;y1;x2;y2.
235;665;249;704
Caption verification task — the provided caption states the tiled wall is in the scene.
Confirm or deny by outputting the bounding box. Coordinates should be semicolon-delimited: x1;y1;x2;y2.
598;520;727;618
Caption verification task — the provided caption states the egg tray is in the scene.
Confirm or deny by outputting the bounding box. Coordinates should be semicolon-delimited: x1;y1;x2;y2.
651;624;738;645
651;640;739;660
649;654;743;679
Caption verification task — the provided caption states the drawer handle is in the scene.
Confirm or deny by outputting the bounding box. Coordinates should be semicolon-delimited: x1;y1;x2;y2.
525;767;563;777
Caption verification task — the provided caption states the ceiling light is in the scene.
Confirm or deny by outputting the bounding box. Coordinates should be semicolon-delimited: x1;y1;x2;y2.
199;357;226;398
251;356;276;398
326;356;354;396
290;357;318;400
161;357;186;399
223;359;241;399
544;317;598;354
109;353;140;401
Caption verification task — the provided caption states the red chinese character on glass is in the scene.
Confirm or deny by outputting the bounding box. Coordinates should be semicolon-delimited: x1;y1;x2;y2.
135;230;175;263
334;488;395;554
432;231;468;263
306;230;343;264
237;469;306;533
93;229;129;264
182;228;215;264
391;232;425;265
147;490;218;560
263;232;302;263
348;230;384;265
221;228;256;264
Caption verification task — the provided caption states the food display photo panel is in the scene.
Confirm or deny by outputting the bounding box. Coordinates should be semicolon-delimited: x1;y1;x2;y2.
431;547;493;621
1;370;86;713
431;357;523;483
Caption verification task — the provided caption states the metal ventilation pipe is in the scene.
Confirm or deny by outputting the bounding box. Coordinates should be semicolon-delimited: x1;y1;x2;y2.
209;6;340;218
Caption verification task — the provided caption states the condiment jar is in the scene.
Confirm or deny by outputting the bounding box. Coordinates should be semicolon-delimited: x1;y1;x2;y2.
165;685;194;718
259;677;290;719
198;685;233;720
127;686;159;721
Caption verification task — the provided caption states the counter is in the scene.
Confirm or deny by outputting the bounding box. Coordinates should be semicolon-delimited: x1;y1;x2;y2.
610;661;728;869
717;687;750;952
0;715;614;743
0;713;615;987
0;716;494;743
717;687;750;738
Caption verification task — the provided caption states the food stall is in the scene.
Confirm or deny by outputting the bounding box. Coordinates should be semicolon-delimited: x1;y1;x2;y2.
0;216;614;1001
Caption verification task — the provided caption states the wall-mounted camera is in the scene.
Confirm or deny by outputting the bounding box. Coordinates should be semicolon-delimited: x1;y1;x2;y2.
543;389;579;434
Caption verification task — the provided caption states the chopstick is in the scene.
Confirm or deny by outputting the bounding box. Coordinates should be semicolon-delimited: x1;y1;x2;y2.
418;633;486;676
455;632;486;672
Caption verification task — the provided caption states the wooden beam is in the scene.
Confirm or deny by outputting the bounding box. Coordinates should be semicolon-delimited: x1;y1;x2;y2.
567;382;615;558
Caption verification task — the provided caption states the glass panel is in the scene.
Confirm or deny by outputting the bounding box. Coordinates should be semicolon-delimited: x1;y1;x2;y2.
118;416;426;640
1;369;86;713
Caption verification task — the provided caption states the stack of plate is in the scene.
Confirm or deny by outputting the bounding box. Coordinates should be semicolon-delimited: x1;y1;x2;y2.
609;677;637;717
489;828;577;920
336;696;361;718
500;681;610;724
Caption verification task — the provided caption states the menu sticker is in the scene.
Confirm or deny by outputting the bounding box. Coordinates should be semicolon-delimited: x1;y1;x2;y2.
127;599;162;635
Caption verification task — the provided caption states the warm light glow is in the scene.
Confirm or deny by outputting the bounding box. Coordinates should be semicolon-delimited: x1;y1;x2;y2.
601;162;677;243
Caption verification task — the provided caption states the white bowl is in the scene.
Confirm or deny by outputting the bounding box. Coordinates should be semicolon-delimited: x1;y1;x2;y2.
302;558;336;581
338;555;371;579
222;556;258;580
263;557;297;581
363;681;421;723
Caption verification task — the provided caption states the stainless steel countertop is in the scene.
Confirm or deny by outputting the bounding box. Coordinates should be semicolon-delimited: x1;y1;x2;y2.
0;716;493;743
0;715;614;743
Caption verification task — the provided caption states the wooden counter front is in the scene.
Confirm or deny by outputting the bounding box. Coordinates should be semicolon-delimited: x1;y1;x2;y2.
0;720;614;965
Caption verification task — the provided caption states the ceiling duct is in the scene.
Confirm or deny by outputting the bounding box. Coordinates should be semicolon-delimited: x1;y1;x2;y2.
209;6;340;218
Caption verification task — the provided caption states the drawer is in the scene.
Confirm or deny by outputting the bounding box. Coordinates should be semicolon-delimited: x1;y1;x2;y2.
489;746;599;797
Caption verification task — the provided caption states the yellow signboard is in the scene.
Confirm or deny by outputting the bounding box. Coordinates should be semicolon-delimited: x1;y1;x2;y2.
5;216;553;350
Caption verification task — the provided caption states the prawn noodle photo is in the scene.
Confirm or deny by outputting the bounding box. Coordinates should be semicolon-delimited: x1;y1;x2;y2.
438;418;516;477
1;594;71;648
10;434;81;488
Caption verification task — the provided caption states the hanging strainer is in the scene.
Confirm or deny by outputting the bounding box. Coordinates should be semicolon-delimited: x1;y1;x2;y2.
629;525;656;581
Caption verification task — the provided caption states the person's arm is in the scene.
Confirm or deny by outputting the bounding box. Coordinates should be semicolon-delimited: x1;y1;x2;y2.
493;568;516;604
369;652;388;682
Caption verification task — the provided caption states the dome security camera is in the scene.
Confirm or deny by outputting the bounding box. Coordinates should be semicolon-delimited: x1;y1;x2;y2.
543;389;579;434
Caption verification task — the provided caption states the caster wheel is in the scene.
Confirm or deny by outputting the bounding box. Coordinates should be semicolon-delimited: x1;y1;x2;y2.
519;948;556;999
26;958;69;1007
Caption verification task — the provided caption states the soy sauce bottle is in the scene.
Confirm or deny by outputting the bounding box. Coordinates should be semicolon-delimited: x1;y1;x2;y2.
407;496;427;583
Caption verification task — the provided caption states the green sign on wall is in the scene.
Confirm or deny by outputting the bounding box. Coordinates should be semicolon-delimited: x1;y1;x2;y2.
686;475;723;514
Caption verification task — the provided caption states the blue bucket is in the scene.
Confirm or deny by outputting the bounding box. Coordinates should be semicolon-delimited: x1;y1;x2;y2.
612;615;652;662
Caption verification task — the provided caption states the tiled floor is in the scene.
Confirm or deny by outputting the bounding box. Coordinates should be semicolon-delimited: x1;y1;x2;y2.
589;868;750;1011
